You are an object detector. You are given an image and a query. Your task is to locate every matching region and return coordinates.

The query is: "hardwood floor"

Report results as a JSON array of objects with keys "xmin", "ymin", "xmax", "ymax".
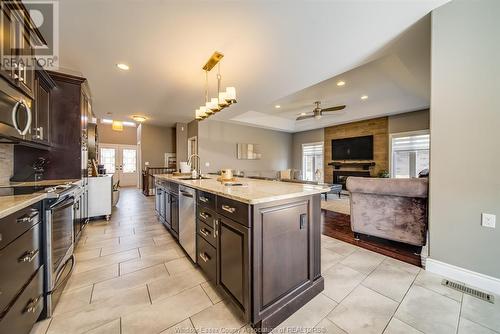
[{"xmin": 321, "ymin": 209, "xmax": 422, "ymax": 267}]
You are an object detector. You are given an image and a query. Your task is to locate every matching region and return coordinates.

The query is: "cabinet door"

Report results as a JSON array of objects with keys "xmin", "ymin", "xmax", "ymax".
[
  {"xmin": 217, "ymin": 216, "xmax": 250, "ymax": 311},
  {"xmin": 164, "ymin": 192, "xmax": 171, "ymax": 228},
  {"xmin": 170, "ymin": 194, "xmax": 179, "ymax": 234},
  {"xmin": 155, "ymin": 187, "xmax": 161, "ymax": 214},
  {"xmin": 16, "ymin": 28, "xmax": 34, "ymax": 97},
  {"xmin": 33, "ymin": 75, "xmax": 50, "ymax": 144},
  {"xmin": 0, "ymin": 6, "xmax": 15, "ymax": 82},
  {"xmin": 159, "ymin": 189, "xmax": 165, "ymax": 221}
]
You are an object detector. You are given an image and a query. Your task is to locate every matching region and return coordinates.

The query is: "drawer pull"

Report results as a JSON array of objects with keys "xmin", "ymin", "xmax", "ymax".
[
  {"xmin": 199, "ymin": 196, "xmax": 209, "ymax": 203},
  {"xmin": 221, "ymin": 205, "xmax": 236, "ymax": 213},
  {"xmin": 215, "ymin": 219, "xmax": 219, "ymax": 237},
  {"xmin": 19, "ymin": 249, "xmax": 39, "ymax": 263},
  {"xmin": 199, "ymin": 212, "xmax": 211, "ymax": 220},
  {"xmin": 199, "ymin": 228, "xmax": 210, "ymax": 237},
  {"xmin": 24, "ymin": 295, "xmax": 41, "ymax": 314},
  {"xmin": 16, "ymin": 210, "xmax": 39, "ymax": 224},
  {"xmin": 199, "ymin": 252, "xmax": 210, "ymax": 262}
]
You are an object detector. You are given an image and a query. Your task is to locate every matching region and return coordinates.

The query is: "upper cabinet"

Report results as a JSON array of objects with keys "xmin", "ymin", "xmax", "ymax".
[
  {"xmin": 31, "ymin": 69, "xmax": 55, "ymax": 145},
  {"xmin": 0, "ymin": 2, "xmax": 40, "ymax": 99}
]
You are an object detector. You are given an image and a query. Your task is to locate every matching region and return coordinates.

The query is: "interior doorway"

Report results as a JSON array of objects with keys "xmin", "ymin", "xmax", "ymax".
[{"xmin": 99, "ymin": 143, "xmax": 138, "ymax": 187}]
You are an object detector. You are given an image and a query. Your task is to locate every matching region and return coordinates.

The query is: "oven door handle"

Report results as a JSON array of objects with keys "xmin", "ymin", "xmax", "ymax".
[
  {"xmin": 49, "ymin": 255, "xmax": 75, "ymax": 295},
  {"xmin": 50, "ymin": 197, "xmax": 75, "ymax": 211}
]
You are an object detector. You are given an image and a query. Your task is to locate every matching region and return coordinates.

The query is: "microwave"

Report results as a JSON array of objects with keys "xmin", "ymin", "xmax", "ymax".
[{"xmin": 0, "ymin": 78, "xmax": 34, "ymax": 142}]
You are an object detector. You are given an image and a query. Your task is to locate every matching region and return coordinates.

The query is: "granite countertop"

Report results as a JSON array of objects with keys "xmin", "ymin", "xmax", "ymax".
[
  {"xmin": 154, "ymin": 174, "xmax": 329, "ymax": 204},
  {"xmin": 0, "ymin": 193, "xmax": 48, "ymax": 219},
  {"xmin": 0, "ymin": 179, "xmax": 81, "ymax": 188}
]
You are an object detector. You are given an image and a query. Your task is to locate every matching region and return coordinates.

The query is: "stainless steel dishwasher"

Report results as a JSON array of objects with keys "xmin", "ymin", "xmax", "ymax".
[{"xmin": 178, "ymin": 185, "xmax": 196, "ymax": 262}]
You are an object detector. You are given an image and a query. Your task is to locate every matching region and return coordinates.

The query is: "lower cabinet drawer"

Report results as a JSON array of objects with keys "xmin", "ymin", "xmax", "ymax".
[
  {"xmin": 197, "ymin": 236, "xmax": 216, "ymax": 282},
  {"xmin": 0, "ymin": 265, "xmax": 44, "ymax": 334},
  {"xmin": 0, "ymin": 203, "xmax": 41, "ymax": 250},
  {"xmin": 197, "ymin": 220, "xmax": 216, "ymax": 248},
  {"xmin": 0, "ymin": 223, "xmax": 41, "ymax": 312}
]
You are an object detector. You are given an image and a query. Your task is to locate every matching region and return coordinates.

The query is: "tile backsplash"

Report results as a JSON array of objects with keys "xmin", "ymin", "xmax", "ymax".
[{"xmin": 0, "ymin": 144, "xmax": 13, "ymax": 184}]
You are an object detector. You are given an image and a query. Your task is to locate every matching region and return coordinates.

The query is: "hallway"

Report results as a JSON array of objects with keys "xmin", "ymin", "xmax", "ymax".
[{"xmin": 30, "ymin": 188, "xmax": 499, "ymax": 334}]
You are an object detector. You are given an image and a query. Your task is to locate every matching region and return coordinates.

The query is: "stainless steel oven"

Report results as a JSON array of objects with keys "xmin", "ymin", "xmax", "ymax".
[{"xmin": 43, "ymin": 193, "xmax": 75, "ymax": 317}]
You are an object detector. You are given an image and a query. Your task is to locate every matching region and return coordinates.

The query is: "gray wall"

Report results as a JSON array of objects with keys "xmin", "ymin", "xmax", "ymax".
[
  {"xmin": 198, "ymin": 120, "xmax": 292, "ymax": 174},
  {"xmin": 0, "ymin": 144, "xmax": 13, "ymax": 184},
  {"xmin": 388, "ymin": 109, "xmax": 430, "ymax": 134},
  {"xmin": 98, "ymin": 124, "xmax": 137, "ymax": 145},
  {"xmin": 291, "ymin": 128, "xmax": 324, "ymax": 171},
  {"xmin": 139, "ymin": 124, "xmax": 176, "ymax": 168},
  {"xmin": 175, "ymin": 123, "xmax": 188, "ymax": 169},
  {"xmin": 430, "ymin": 0, "xmax": 500, "ymax": 278}
]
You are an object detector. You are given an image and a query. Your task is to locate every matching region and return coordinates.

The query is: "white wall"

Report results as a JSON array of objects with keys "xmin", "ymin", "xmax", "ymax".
[
  {"xmin": 198, "ymin": 120, "xmax": 292, "ymax": 175},
  {"xmin": 430, "ymin": 0, "xmax": 500, "ymax": 279}
]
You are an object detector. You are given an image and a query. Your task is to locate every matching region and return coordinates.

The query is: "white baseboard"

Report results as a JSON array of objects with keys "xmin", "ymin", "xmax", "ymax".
[{"xmin": 426, "ymin": 258, "xmax": 500, "ymax": 296}]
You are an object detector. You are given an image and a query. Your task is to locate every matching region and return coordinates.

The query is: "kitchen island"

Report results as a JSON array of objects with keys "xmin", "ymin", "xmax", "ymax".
[{"xmin": 154, "ymin": 174, "xmax": 328, "ymax": 331}]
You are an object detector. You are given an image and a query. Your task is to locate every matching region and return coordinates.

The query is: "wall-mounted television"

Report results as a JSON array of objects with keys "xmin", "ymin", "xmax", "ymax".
[{"xmin": 332, "ymin": 135, "xmax": 373, "ymax": 160}]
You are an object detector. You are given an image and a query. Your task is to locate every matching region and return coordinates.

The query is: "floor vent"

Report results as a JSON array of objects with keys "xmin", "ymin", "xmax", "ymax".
[{"xmin": 442, "ymin": 279, "xmax": 495, "ymax": 304}]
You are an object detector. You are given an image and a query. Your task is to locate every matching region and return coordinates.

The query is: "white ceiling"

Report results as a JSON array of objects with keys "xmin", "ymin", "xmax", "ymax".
[{"xmin": 57, "ymin": 0, "xmax": 448, "ymax": 131}]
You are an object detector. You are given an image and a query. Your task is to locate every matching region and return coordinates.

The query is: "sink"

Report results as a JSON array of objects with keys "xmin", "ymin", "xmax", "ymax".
[{"xmin": 178, "ymin": 176, "xmax": 210, "ymax": 180}]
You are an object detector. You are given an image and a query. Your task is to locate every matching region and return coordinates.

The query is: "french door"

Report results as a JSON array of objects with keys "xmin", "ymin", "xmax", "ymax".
[{"xmin": 99, "ymin": 144, "xmax": 138, "ymax": 187}]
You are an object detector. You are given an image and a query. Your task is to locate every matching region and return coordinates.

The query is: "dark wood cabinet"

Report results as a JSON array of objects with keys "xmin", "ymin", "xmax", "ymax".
[
  {"xmin": 170, "ymin": 193, "xmax": 179, "ymax": 236},
  {"xmin": 0, "ymin": 201, "xmax": 43, "ymax": 334},
  {"xmin": 217, "ymin": 215, "xmax": 250, "ymax": 314},
  {"xmin": 0, "ymin": 2, "xmax": 41, "ymax": 99},
  {"xmin": 154, "ymin": 177, "xmax": 324, "ymax": 332},
  {"xmin": 31, "ymin": 69, "xmax": 55, "ymax": 145}
]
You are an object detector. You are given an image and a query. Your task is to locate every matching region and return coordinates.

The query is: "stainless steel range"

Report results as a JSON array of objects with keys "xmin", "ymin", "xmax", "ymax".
[{"xmin": 42, "ymin": 184, "xmax": 80, "ymax": 317}]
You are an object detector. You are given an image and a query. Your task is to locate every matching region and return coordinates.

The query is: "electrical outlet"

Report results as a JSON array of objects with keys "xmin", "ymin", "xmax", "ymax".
[
  {"xmin": 481, "ymin": 213, "xmax": 496, "ymax": 228},
  {"xmin": 205, "ymin": 162, "xmax": 210, "ymax": 167}
]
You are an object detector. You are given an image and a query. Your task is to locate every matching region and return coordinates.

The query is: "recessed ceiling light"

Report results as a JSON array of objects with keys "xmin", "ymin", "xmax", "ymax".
[
  {"xmin": 361, "ymin": 95, "xmax": 368, "ymax": 100},
  {"xmin": 116, "ymin": 63, "xmax": 130, "ymax": 71},
  {"xmin": 336, "ymin": 81, "xmax": 346, "ymax": 86},
  {"xmin": 275, "ymin": 105, "xmax": 281, "ymax": 109},
  {"xmin": 132, "ymin": 115, "xmax": 147, "ymax": 122}
]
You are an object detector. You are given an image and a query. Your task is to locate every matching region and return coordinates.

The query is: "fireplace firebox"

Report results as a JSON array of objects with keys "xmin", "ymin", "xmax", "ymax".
[{"xmin": 334, "ymin": 170, "xmax": 370, "ymax": 189}]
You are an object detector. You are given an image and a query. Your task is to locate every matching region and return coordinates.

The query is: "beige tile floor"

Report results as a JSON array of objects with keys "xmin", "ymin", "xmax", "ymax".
[{"xmin": 30, "ymin": 188, "xmax": 499, "ymax": 334}]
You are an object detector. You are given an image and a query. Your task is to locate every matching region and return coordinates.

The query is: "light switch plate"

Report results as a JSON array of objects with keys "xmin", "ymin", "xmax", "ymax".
[{"xmin": 481, "ymin": 213, "xmax": 496, "ymax": 228}]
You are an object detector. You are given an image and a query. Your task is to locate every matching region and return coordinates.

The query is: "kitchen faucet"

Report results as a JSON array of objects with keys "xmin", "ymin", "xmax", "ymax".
[{"xmin": 187, "ymin": 154, "xmax": 201, "ymax": 178}]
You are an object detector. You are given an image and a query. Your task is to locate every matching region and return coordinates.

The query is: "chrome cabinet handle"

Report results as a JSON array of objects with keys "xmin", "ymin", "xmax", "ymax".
[
  {"xmin": 221, "ymin": 205, "xmax": 235, "ymax": 213},
  {"xmin": 199, "ymin": 252, "xmax": 210, "ymax": 262},
  {"xmin": 199, "ymin": 212, "xmax": 211, "ymax": 220},
  {"xmin": 199, "ymin": 196, "xmax": 209, "ymax": 203},
  {"xmin": 180, "ymin": 191, "xmax": 193, "ymax": 198},
  {"xmin": 199, "ymin": 228, "xmax": 210, "ymax": 237},
  {"xmin": 19, "ymin": 249, "xmax": 39, "ymax": 263},
  {"xmin": 16, "ymin": 210, "xmax": 38, "ymax": 224},
  {"xmin": 215, "ymin": 219, "xmax": 219, "ymax": 237},
  {"xmin": 24, "ymin": 295, "xmax": 42, "ymax": 314}
]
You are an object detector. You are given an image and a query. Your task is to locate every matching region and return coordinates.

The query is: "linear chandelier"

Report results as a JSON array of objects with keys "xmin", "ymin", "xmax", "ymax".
[{"xmin": 195, "ymin": 51, "xmax": 236, "ymax": 120}]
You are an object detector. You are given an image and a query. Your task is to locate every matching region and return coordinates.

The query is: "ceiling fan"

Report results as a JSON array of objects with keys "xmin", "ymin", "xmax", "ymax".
[{"xmin": 296, "ymin": 101, "xmax": 346, "ymax": 121}]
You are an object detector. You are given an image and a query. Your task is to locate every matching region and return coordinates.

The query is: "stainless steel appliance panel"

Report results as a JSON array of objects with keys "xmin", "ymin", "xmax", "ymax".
[{"xmin": 178, "ymin": 185, "xmax": 196, "ymax": 262}]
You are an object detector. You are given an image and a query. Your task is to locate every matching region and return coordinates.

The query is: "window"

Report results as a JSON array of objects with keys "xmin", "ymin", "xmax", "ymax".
[
  {"xmin": 100, "ymin": 148, "xmax": 116, "ymax": 174},
  {"xmin": 391, "ymin": 132, "xmax": 430, "ymax": 178},
  {"xmin": 122, "ymin": 149, "xmax": 137, "ymax": 173},
  {"xmin": 302, "ymin": 142, "xmax": 324, "ymax": 182}
]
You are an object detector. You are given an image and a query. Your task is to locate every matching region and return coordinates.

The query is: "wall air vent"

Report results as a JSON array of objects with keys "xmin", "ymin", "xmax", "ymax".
[{"xmin": 442, "ymin": 279, "xmax": 495, "ymax": 304}]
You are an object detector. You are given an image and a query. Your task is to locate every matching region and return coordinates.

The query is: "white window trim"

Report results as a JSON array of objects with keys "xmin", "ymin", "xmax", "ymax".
[
  {"xmin": 302, "ymin": 141, "xmax": 324, "ymax": 182},
  {"xmin": 389, "ymin": 130, "xmax": 430, "ymax": 178}
]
